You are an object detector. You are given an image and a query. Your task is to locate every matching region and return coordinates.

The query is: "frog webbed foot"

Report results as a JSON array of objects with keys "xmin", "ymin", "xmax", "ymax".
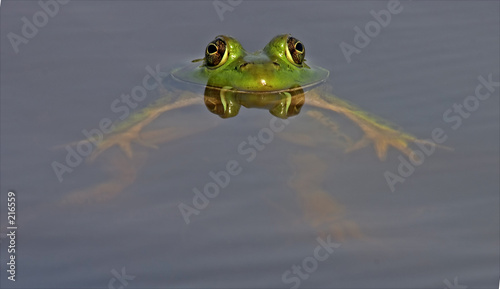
[
  {"xmin": 346, "ymin": 123, "xmax": 415, "ymax": 161},
  {"xmin": 86, "ymin": 95, "xmax": 203, "ymax": 162},
  {"xmin": 344, "ymin": 116, "xmax": 447, "ymax": 161},
  {"xmin": 307, "ymin": 92, "xmax": 439, "ymax": 160}
]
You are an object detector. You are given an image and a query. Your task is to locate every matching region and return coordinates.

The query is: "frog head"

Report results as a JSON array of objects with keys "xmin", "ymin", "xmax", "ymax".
[
  {"xmin": 172, "ymin": 34, "xmax": 328, "ymax": 92},
  {"xmin": 172, "ymin": 34, "xmax": 329, "ymax": 118}
]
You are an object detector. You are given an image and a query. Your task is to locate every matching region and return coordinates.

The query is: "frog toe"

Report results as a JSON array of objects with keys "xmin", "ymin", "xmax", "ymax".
[
  {"xmin": 136, "ymin": 138, "xmax": 159, "ymax": 149},
  {"xmin": 86, "ymin": 134, "xmax": 135, "ymax": 162},
  {"xmin": 345, "ymin": 137, "xmax": 370, "ymax": 153}
]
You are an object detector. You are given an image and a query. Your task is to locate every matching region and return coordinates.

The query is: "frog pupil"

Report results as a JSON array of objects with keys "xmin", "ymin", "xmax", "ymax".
[
  {"xmin": 207, "ymin": 43, "xmax": 217, "ymax": 54},
  {"xmin": 295, "ymin": 42, "xmax": 303, "ymax": 53}
]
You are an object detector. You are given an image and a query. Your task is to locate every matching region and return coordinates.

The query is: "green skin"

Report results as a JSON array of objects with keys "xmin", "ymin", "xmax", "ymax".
[{"xmin": 87, "ymin": 34, "xmax": 438, "ymax": 161}]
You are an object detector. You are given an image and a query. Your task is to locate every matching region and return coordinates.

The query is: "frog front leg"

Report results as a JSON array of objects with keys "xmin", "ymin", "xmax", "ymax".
[
  {"xmin": 306, "ymin": 88, "xmax": 446, "ymax": 160},
  {"xmin": 88, "ymin": 90, "xmax": 204, "ymax": 161}
]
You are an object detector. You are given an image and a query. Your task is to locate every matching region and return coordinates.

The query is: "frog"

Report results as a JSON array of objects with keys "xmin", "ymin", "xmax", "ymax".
[
  {"xmin": 63, "ymin": 34, "xmax": 440, "ymax": 239},
  {"xmin": 89, "ymin": 34, "xmax": 426, "ymax": 161}
]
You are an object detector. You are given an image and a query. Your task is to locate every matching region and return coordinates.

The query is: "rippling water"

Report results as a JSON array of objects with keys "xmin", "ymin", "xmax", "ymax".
[{"xmin": 1, "ymin": 1, "xmax": 499, "ymax": 288}]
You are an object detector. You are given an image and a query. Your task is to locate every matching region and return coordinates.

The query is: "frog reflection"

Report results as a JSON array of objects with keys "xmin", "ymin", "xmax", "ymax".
[
  {"xmin": 203, "ymin": 85, "xmax": 305, "ymax": 119},
  {"xmin": 63, "ymin": 34, "xmax": 439, "ymax": 239}
]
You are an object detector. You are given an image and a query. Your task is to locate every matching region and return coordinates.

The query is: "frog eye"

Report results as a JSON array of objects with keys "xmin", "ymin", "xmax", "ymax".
[
  {"xmin": 285, "ymin": 36, "xmax": 305, "ymax": 66},
  {"xmin": 205, "ymin": 38, "xmax": 228, "ymax": 68}
]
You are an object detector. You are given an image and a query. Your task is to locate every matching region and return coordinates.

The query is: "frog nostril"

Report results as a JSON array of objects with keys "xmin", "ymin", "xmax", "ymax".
[
  {"xmin": 272, "ymin": 62, "xmax": 280, "ymax": 69},
  {"xmin": 240, "ymin": 62, "xmax": 250, "ymax": 69}
]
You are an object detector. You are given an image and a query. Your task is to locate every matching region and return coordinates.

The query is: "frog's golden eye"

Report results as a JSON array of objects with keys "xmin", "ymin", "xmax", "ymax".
[
  {"xmin": 285, "ymin": 36, "xmax": 305, "ymax": 66},
  {"xmin": 205, "ymin": 38, "xmax": 228, "ymax": 68}
]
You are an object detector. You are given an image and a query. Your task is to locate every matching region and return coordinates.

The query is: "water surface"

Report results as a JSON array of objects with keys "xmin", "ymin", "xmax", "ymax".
[{"xmin": 1, "ymin": 1, "xmax": 499, "ymax": 288}]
